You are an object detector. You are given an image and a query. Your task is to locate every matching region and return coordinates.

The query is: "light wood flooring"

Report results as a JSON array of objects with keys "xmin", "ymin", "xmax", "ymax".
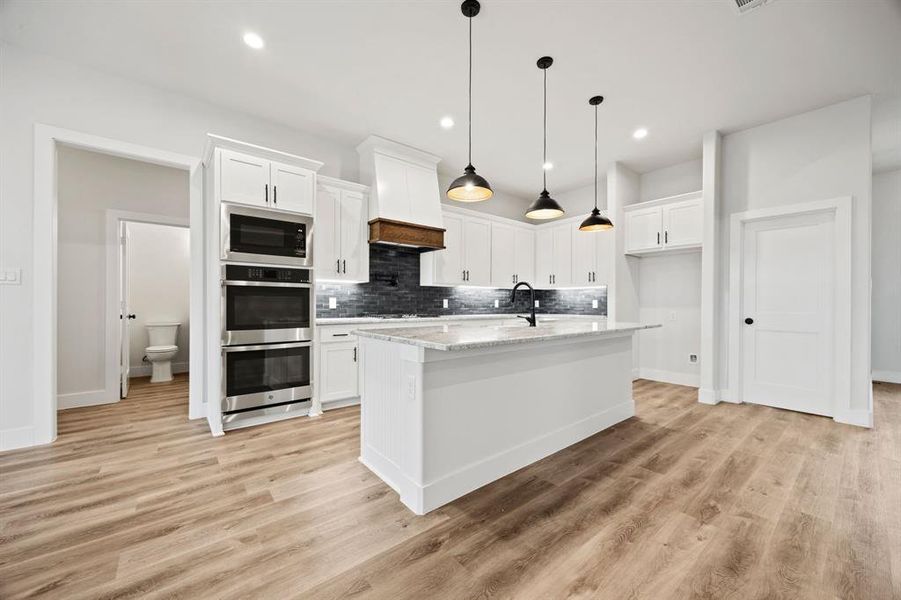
[{"xmin": 1, "ymin": 375, "xmax": 899, "ymax": 599}]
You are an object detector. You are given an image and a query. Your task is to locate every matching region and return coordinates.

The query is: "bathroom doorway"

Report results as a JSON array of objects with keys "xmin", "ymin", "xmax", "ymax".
[{"xmin": 117, "ymin": 220, "xmax": 190, "ymax": 398}]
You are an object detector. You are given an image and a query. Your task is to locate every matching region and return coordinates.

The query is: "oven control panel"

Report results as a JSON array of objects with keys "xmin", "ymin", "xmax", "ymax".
[{"xmin": 224, "ymin": 264, "xmax": 311, "ymax": 284}]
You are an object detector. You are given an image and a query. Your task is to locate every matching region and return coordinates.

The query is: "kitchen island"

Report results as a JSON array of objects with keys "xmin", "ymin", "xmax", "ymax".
[{"xmin": 353, "ymin": 319, "xmax": 660, "ymax": 515}]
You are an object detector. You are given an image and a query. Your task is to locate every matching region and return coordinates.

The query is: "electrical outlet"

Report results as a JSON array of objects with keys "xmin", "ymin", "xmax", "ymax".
[
  {"xmin": 494, "ymin": 299, "xmax": 499, "ymax": 308},
  {"xmin": 592, "ymin": 299, "xmax": 598, "ymax": 309},
  {"xmin": 534, "ymin": 300, "xmax": 540, "ymax": 308},
  {"xmin": 328, "ymin": 297, "xmax": 337, "ymax": 309},
  {"xmin": 442, "ymin": 299, "xmax": 449, "ymax": 309},
  {"xmin": 689, "ymin": 353, "xmax": 698, "ymax": 364}
]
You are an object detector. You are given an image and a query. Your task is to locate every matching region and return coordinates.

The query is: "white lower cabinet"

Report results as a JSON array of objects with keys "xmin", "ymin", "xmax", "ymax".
[{"xmin": 319, "ymin": 340, "xmax": 359, "ymax": 404}]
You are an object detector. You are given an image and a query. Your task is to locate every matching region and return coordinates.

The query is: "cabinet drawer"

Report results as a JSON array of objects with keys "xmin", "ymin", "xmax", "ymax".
[{"xmin": 319, "ymin": 325, "xmax": 359, "ymax": 341}]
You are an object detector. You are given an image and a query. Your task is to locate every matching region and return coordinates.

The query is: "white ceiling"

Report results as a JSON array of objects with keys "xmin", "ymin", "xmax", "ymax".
[{"xmin": 3, "ymin": 0, "xmax": 900, "ymax": 196}]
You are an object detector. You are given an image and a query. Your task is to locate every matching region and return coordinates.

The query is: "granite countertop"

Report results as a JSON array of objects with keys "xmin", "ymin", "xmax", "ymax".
[
  {"xmin": 316, "ymin": 313, "xmax": 607, "ymax": 326},
  {"xmin": 352, "ymin": 321, "xmax": 660, "ymax": 352}
]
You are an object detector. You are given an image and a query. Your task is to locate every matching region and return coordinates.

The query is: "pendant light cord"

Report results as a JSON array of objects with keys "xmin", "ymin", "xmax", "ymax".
[
  {"xmin": 594, "ymin": 103, "xmax": 598, "ymax": 211},
  {"xmin": 542, "ymin": 67, "xmax": 547, "ymax": 191},
  {"xmin": 468, "ymin": 15, "xmax": 472, "ymax": 166}
]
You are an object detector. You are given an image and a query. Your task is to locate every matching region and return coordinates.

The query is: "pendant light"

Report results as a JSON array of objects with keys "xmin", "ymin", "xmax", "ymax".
[
  {"xmin": 525, "ymin": 56, "xmax": 565, "ymax": 220},
  {"xmin": 447, "ymin": 0, "xmax": 493, "ymax": 202},
  {"xmin": 579, "ymin": 95, "xmax": 614, "ymax": 232}
]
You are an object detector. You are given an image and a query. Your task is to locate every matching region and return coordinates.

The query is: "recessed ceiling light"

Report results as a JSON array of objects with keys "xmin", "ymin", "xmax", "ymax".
[
  {"xmin": 440, "ymin": 116, "xmax": 455, "ymax": 129},
  {"xmin": 542, "ymin": 161, "xmax": 554, "ymax": 170},
  {"xmin": 243, "ymin": 32, "xmax": 264, "ymax": 49},
  {"xmin": 632, "ymin": 127, "xmax": 648, "ymax": 140}
]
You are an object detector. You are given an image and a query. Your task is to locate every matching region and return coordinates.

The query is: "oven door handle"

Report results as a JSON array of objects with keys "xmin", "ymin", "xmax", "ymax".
[
  {"xmin": 222, "ymin": 341, "xmax": 313, "ymax": 353},
  {"xmin": 221, "ymin": 280, "xmax": 312, "ymax": 288}
]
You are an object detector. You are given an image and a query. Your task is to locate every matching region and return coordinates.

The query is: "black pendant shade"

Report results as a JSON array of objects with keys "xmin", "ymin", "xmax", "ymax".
[
  {"xmin": 526, "ymin": 189, "xmax": 566, "ymax": 220},
  {"xmin": 526, "ymin": 56, "xmax": 564, "ymax": 220},
  {"xmin": 447, "ymin": 0, "xmax": 493, "ymax": 203},
  {"xmin": 579, "ymin": 95, "xmax": 614, "ymax": 232}
]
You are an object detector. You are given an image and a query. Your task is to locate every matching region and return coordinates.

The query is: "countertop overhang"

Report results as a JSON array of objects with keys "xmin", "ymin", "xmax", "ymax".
[{"xmin": 352, "ymin": 321, "xmax": 660, "ymax": 352}]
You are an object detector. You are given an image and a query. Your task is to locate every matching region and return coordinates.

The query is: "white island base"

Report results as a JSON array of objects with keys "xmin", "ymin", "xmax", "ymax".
[{"xmin": 356, "ymin": 323, "xmax": 650, "ymax": 515}]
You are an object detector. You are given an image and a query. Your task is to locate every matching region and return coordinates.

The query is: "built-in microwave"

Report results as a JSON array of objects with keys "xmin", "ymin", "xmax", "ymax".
[
  {"xmin": 221, "ymin": 264, "xmax": 313, "ymax": 346},
  {"xmin": 221, "ymin": 203, "xmax": 312, "ymax": 267}
]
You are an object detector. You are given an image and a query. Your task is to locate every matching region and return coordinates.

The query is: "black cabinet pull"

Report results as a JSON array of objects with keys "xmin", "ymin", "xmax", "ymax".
[
  {"xmin": 337, "ymin": 259, "xmax": 340, "ymax": 274},
  {"xmin": 273, "ymin": 185, "xmax": 277, "ymax": 205},
  {"xmin": 342, "ymin": 259, "xmax": 346, "ymax": 274},
  {"xmin": 265, "ymin": 183, "xmax": 269, "ymax": 203},
  {"xmin": 665, "ymin": 230, "xmax": 668, "ymax": 244},
  {"xmin": 353, "ymin": 347, "xmax": 357, "ymax": 362},
  {"xmin": 657, "ymin": 231, "xmax": 660, "ymax": 245},
  {"xmin": 332, "ymin": 333, "xmax": 349, "ymax": 337}
]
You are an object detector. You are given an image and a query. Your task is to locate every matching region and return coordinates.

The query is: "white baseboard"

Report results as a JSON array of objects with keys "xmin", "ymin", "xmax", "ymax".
[
  {"xmin": 362, "ymin": 400, "xmax": 635, "ymax": 515},
  {"xmin": 873, "ymin": 370, "xmax": 901, "ymax": 384},
  {"xmin": 631, "ymin": 367, "xmax": 640, "ymax": 381},
  {"xmin": 322, "ymin": 396, "xmax": 360, "ymax": 411},
  {"xmin": 698, "ymin": 388, "xmax": 720, "ymax": 405},
  {"xmin": 58, "ymin": 389, "xmax": 117, "ymax": 410},
  {"xmin": 833, "ymin": 409, "xmax": 873, "ymax": 429},
  {"xmin": 638, "ymin": 368, "xmax": 700, "ymax": 388},
  {"xmin": 129, "ymin": 361, "xmax": 189, "ymax": 378},
  {"xmin": 0, "ymin": 426, "xmax": 36, "ymax": 451}
]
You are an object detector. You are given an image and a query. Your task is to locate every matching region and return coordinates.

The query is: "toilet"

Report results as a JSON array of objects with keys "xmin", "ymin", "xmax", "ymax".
[{"xmin": 145, "ymin": 322, "xmax": 180, "ymax": 383}]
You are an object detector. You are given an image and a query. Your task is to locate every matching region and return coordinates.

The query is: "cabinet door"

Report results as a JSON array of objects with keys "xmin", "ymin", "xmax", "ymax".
[
  {"xmin": 514, "ymin": 228, "xmax": 535, "ymax": 286},
  {"xmin": 663, "ymin": 198, "xmax": 702, "ymax": 248},
  {"xmin": 571, "ymin": 230, "xmax": 597, "ymax": 287},
  {"xmin": 315, "ymin": 185, "xmax": 342, "ymax": 279},
  {"xmin": 593, "ymin": 228, "xmax": 615, "ymax": 287},
  {"xmin": 320, "ymin": 341, "xmax": 359, "ymax": 402},
  {"xmin": 271, "ymin": 161, "xmax": 314, "ymax": 214},
  {"xmin": 219, "ymin": 149, "xmax": 270, "ymax": 207},
  {"xmin": 339, "ymin": 190, "xmax": 367, "ymax": 282},
  {"xmin": 463, "ymin": 217, "xmax": 492, "ymax": 286},
  {"xmin": 435, "ymin": 212, "xmax": 465, "ymax": 285},
  {"xmin": 552, "ymin": 225, "xmax": 573, "ymax": 287},
  {"xmin": 490, "ymin": 223, "xmax": 517, "ymax": 288},
  {"xmin": 535, "ymin": 229, "xmax": 554, "ymax": 288},
  {"xmin": 625, "ymin": 206, "xmax": 663, "ymax": 253}
]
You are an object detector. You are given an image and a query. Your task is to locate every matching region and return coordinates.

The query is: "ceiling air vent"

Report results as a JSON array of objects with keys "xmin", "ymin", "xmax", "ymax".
[{"xmin": 730, "ymin": 0, "xmax": 772, "ymax": 15}]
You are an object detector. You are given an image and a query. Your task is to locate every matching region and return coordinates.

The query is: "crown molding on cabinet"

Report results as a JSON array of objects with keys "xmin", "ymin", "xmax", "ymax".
[{"xmin": 202, "ymin": 134, "xmax": 324, "ymax": 172}]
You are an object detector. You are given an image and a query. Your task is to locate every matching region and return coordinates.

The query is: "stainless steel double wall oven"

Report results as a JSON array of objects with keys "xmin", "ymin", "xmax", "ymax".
[{"xmin": 220, "ymin": 204, "xmax": 314, "ymax": 428}]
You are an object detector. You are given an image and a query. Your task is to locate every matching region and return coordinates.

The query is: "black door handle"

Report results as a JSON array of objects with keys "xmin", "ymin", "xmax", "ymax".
[
  {"xmin": 745, "ymin": 317, "xmax": 754, "ymax": 325},
  {"xmin": 121, "ymin": 314, "xmax": 136, "ymax": 320}
]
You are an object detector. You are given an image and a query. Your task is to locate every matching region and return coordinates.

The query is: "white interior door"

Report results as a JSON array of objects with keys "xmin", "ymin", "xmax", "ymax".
[
  {"xmin": 119, "ymin": 222, "xmax": 131, "ymax": 398},
  {"xmin": 740, "ymin": 211, "xmax": 835, "ymax": 416}
]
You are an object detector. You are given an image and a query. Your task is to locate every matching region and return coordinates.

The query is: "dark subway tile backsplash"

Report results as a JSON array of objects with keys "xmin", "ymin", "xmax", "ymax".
[{"xmin": 315, "ymin": 244, "xmax": 607, "ymax": 318}]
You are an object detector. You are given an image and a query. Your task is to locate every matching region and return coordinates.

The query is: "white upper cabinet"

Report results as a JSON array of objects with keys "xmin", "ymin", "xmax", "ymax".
[
  {"xmin": 315, "ymin": 177, "xmax": 370, "ymax": 282},
  {"xmin": 464, "ymin": 217, "xmax": 492, "ymax": 286},
  {"xmin": 662, "ymin": 198, "xmax": 703, "ymax": 248},
  {"xmin": 271, "ymin": 160, "xmax": 315, "ymax": 214},
  {"xmin": 422, "ymin": 210, "xmax": 493, "ymax": 286},
  {"xmin": 514, "ymin": 228, "xmax": 535, "ymax": 286},
  {"xmin": 571, "ymin": 230, "xmax": 597, "ymax": 287},
  {"xmin": 624, "ymin": 192, "xmax": 702, "ymax": 256},
  {"xmin": 535, "ymin": 228, "xmax": 554, "ymax": 288},
  {"xmin": 535, "ymin": 223, "xmax": 574, "ymax": 288},
  {"xmin": 490, "ymin": 222, "xmax": 517, "ymax": 287},
  {"xmin": 219, "ymin": 149, "xmax": 270, "ymax": 208},
  {"xmin": 593, "ymin": 229, "xmax": 614, "ymax": 286},
  {"xmin": 215, "ymin": 144, "xmax": 320, "ymax": 215},
  {"xmin": 490, "ymin": 223, "xmax": 535, "ymax": 288},
  {"xmin": 625, "ymin": 205, "xmax": 664, "ymax": 253},
  {"xmin": 552, "ymin": 226, "xmax": 573, "ymax": 288}
]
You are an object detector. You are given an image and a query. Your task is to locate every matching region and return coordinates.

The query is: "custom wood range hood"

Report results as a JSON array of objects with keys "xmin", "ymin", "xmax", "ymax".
[
  {"xmin": 357, "ymin": 135, "xmax": 446, "ymax": 252},
  {"xmin": 367, "ymin": 217, "xmax": 445, "ymax": 251}
]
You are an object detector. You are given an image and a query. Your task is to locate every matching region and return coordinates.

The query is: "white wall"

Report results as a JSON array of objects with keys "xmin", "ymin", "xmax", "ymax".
[
  {"xmin": 719, "ymin": 96, "xmax": 873, "ymax": 417},
  {"xmin": 639, "ymin": 158, "xmax": 702, "ymax": 202},
  {"xmin": 127, "ymin": 222, "xmax": 190, "ymax": 376},
  {"xmin": 56, "ymin": 147, "xmax": 188, "ymax": 404},
  {"xmin": 872, "ymin": 168, "xmax": 901, "ymax": 382},
  {"xmin": 0, "ymin": 44, "xmax": 360, "ymax": 448}
]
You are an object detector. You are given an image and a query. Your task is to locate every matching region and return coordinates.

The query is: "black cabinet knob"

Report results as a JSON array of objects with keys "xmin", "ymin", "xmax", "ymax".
[{"xmin": 744, "ymin": 317, "xmax": 754, "ymax": 325}]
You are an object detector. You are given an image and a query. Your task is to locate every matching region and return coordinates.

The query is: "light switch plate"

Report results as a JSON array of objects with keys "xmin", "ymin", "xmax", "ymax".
[
  {"xmin": 592, "ymin": 299, "xmax": 598, "ymax": 309},
  {"xmin": 443, "ymin": 299, "xmax": 449, "ymax": 309},
  {"xmin": 328, "ymin": 297, "xmax": 337, "ymax": 309},
  {"xmin": 534, "ymin": 300, "xmax": 540, "ymax": 308},
  {"xmin": 0, "ymin": 269, "xmax": 21, "ymax": 285},
  {"xmin": 494, "ymin": 299, "xmax": 499, "ymax": 308}
]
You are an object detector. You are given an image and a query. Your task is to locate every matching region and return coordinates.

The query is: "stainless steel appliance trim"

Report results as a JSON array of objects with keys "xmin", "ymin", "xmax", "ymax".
[
  {"xmin": 221, "ymin": 280, "xmax": 312, "ymax": 289},
  {"xmin": 221, "ymin": 202, "xmax": 313, "ymax": 267},
  {"xmin": 221, "ymin": 400, "xmax": 312, "ymax": 431},
  {"xmin": 222, "ymin": 328, "xmax": 313, "ymax": 346},
  {"xmin": 222, "ymin": 341, "xmax": 312, "ymax": 353},
  {"xmin": 222, "ymin": 384, "xmax": 313, "ymax": 412}
]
